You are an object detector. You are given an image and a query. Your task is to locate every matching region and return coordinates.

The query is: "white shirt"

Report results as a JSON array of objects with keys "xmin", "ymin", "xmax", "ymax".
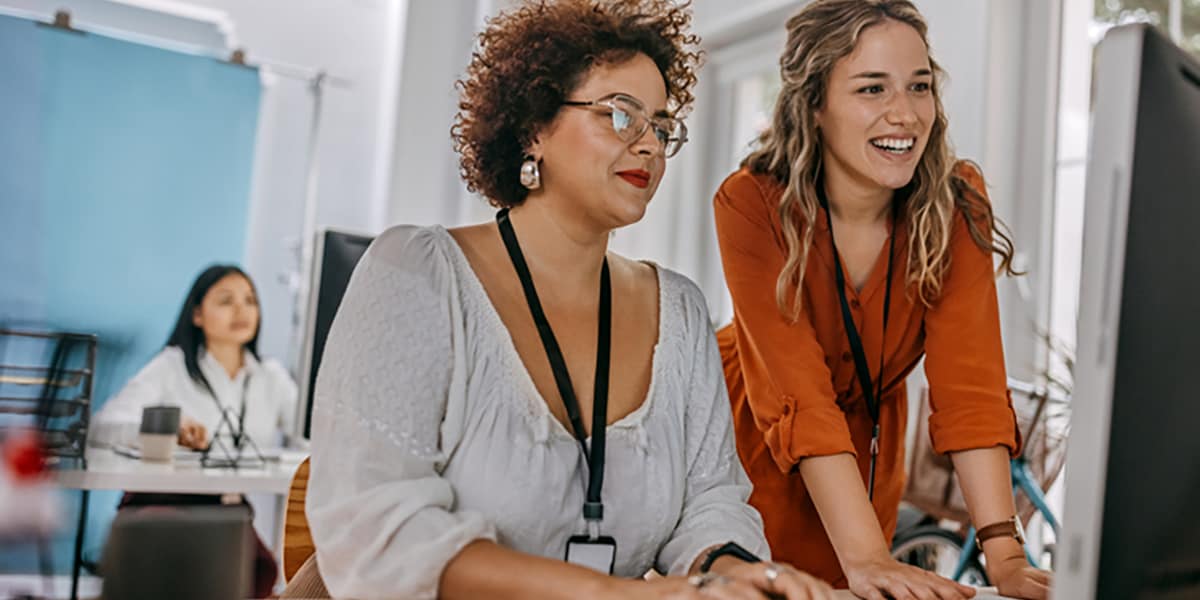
[
  {"xmin": 307, "ymin": 225, "xmax": 769, "ymax": 600},
  {"xmin": 93, "ymin": 346, "xmax": 298, "ymax": 450}
]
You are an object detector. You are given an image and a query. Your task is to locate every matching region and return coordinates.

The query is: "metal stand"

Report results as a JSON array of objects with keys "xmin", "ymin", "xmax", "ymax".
[{"xmin": 70, "ymin": 489, "xmax": 89, "ymax": 600}]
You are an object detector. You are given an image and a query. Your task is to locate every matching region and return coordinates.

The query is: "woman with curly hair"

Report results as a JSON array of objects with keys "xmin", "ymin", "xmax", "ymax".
[
  {"xmin": 714, "ymin": 1, "xmax": 1052, "ymax": 599},
  {"xmin": 303, "ymin": 1, "xmax": 832, "ymax": 599}
]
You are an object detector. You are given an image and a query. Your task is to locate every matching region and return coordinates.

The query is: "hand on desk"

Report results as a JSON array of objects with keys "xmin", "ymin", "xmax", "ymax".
[
  {"xmin": 177, "ymin": 416, "xmax": 208, "ymax": 449},
  {"xmin": 609, "ymin": 570, "xmax": 833, "ymax": 600},
  {"xmin": 987, "ymin": 556, "xmax": 1051, "ymax": 600},
  {"xmin": 707, "ymin": 556, "xmax": 835, "ymax": 599},
  {"xmin": 844, "ymin": 553, "xmax": 977, "ymax": 600}
]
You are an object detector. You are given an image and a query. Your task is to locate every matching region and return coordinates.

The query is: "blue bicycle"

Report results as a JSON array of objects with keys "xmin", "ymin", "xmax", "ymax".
[{"xmin": 891, "ymin": 379, "xmax": 1068, "ymax": 584}]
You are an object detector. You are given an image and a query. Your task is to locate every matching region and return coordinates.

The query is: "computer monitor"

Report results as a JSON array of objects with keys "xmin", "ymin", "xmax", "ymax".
[
  {"xmin": 294, "ymin": 228, "xmax": 374, "ymax": 440},
  {"xmin": 1058, "ymin": 24, "xmax": 1200, "ymax": 599}
]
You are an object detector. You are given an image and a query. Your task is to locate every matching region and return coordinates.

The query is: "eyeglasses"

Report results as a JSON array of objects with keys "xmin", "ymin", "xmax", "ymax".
[{"xmin": 561, "ymin": 93, "xmax": 688, "ymax": 158}]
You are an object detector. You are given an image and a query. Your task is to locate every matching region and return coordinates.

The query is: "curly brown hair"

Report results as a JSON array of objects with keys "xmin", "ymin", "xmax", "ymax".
[{"xmin": 452, "ymin": 0, "xmax": 701, "ymax": 208}]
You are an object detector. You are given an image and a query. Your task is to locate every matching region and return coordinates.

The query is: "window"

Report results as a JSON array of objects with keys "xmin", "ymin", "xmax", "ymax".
[
  {"xmin": 1092, "ymin": 0, "xmax": 1200, "ymax": 55},
  {"xmin": 727, "ymin": 71, "xmax": 781, "ymax": 171}
]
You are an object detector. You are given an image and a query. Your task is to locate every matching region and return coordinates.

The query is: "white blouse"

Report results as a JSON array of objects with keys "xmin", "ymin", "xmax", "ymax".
[
  {"xmin": 93, "ymin": 346, "xmax": 297, "ymax": 450},
  {"xmin": 307, "ymin": 225, "xmax": 769, "ymax": 599}
]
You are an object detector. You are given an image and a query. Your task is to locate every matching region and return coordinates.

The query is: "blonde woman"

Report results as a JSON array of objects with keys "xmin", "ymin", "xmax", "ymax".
[{"xmin": 714, "ymin": 1, "xmax": 1052, "ymax": 599}]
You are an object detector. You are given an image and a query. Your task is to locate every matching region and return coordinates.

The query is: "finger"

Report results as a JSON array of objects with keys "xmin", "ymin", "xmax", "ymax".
[
  {"xmin": 184, "ymin": 425, "xmax": 201, "ymax": 447},
  {"xmin": 912, "ymin": 571, "xmax": 969, "ymax": 600},
  {"xmin": 905, "ymin": 574, "xmax": 946, "ymax": 600},
  {"xmin": 812, "ymin": 580, "xmax": 838, "ymax": 600},
  {"xmin": 878, "ymin": 578, "xmax": 916, "ymax": 600},
  {"xmin": 774, "ymin": 572, "xmax": 828, "ymax": 600},
  {"xmin": 927, "ymin": 580, "xmax": 967, "ymax": 600},
  {"xmin": 928, "ymin": 574, "xmax": 973, "ymax": 600},
  {"xmin": 956, "ymin": 583, "xmax": 976, "ymax": 597},
  {"xmin": 763, "ymin": 571, "xmax": 804, "ymax": 600},
  {"xmin": 860, "ymin": 588, "xmax": 887, "ymax": 600},
  {"xmin": 726, "ymin": 580, "xmax": 769, "ymax": 600},
  {"xmin": 1031, "ymin": 569, "xmax": 1053, "ymax": 586},
  {"xmin": 699, "ymin": 579, "xmax": 762, "ymax": 600},
  {"xmin": 899, "ymin": 577, "xmax": 936, "ymax": 600},
  {"xmin": 777, "ymin": 571, "xmax": 825, "ymax": 600},
  {"xmin": 1021, "ymin": 579, "xmax": 1052, "ymax": 600}
]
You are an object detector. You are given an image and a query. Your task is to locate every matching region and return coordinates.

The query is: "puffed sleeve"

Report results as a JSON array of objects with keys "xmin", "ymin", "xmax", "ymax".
[
  {"xmin": 306, "ymin": 226, "xmax": 497, "ymax": 600},
  {"xmin": 91, "ymin": 348, "xmax": 177, "ymax": 446},
  {"xmin": 655, "ymin": 275, "xmax": 771, "ymax": 574},
  {"xmin": 923, "ymin": 162, "xmax": 1021, "ymax": 456},
  {"xmin": 714, "ymin": 170, "xmax": 856, "ymax": 474}
]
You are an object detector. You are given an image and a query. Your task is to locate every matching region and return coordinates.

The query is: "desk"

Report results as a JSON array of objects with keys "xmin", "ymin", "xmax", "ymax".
[
  {"xmin": 56, "ymin": 447, "xmax": 305, "ymax": 494},
  {"xmin": 54, "ymin": 450, "xmax": 1017, "ymax": 600},
  {"xmin": 54, "ymin": 447, "xmax": 308, "ymax": 600}
]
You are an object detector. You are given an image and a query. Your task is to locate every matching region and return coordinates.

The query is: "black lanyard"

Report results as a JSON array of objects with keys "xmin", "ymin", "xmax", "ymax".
[
  {"xmin": 207, "ymin": 374, "xmax": 251, "ymax": 449},
  {"xmin": 497, "ymin": 208, "xmax": 611, "ymax": 538},
  {"xmin": 819, "ymin": 190, "xmax": 897, "ymax": 502}
]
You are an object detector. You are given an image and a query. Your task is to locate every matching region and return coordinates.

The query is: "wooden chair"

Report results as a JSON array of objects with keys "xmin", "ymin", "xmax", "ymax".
[
  {"xmin": 283, "ymin": 457, "xmax": 316, "ymax": 579},
  {"xmin": 280, "ymin": 457, "xmax": 329, "ymax": 598}
]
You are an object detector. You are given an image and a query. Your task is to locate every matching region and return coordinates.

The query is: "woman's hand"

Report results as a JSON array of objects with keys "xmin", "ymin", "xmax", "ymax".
[
  {"xmin": 177, "ymin": 417, "xmax": 208, "ymax": 449},
  {"xmin": 844, "ymin": 553, "xmax": 976, "ymax": 600},
  {"xmin": 607, "ymin": 575, "xmax": 765, "ymax": 600},
  {"xmin": 988, "ymin": 556, "xmax": 1051, "ymax": 599},
  {"xmin": 710, "ymin": 558, "xmax": 837, "ymax": 600}
]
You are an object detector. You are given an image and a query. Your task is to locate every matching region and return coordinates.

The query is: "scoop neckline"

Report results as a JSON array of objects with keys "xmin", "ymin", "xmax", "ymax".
[{"xmin": 431, "ymin": 224, "xmax": 664, "ymax": 441}]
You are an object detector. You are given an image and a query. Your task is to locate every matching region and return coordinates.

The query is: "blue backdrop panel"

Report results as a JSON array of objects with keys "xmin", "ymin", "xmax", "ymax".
[{"xmin": 0, "ymin": 13, "xmax": 261, "ymax": 573}]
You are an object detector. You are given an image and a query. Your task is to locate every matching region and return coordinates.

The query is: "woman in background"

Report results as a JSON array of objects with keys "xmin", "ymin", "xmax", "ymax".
[
  {"xmin": 94, "ymin": 264, "xmax": 296, "ymax": 598},
  {"xmin": 714, "ymin": 1, "xmax": 1052, "ymax": 598},
  {"xmin": 95, "ymin": 264, "xmax": 297, "ymax": 451}
]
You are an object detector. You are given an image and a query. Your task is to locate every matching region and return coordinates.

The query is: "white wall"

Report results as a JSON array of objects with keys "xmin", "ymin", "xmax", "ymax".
[
  {"xmin": 384, "ymin": 0, "xmax": 492, "ymax": 227},
  {"xmin": 162, "ymin": 0, "xmax": 406, "ymax": 364}
]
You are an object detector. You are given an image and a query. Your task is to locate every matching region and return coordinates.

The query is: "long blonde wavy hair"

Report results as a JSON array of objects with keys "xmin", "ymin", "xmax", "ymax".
[{"xmin": 744, "ymin": 0, "xmax": 1018, "ymax": 321}]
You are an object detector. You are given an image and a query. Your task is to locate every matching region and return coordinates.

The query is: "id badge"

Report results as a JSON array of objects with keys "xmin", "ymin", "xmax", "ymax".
[{"xmin": 565, "ymin": 534, "xmax": 617, "ymax": 574}]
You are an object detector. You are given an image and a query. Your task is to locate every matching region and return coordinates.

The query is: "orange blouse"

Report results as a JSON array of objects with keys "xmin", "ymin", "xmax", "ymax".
[{"xmin": 714, "ymin": 161, "xmax": 1021, "ymax": 587}]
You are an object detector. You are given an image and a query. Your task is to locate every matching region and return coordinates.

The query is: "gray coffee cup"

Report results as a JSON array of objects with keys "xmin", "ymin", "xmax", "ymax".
[{"xmin": 139, "ymin": 406, "xmax": 180, "ymax": 462}]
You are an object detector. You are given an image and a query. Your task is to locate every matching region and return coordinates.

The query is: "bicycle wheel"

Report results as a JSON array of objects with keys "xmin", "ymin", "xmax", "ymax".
[{"xmin": 891, "ymin": 525, "xmax": 990, "ymax": 586}]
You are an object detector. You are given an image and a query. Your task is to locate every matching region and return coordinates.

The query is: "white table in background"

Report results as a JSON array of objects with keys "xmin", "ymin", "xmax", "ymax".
[
  {"xmin": 53, "ymin": 447, "xmax": 307, "ymax": 600},
  {"xmin": 55, "ymin": 447, "xmax": 305, "ymax": 494}
]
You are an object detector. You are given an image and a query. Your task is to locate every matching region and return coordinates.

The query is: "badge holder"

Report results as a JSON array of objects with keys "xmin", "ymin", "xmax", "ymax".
[{"xmin": 565, "ymin": 512, "xmax": 616, "ymax": 575}]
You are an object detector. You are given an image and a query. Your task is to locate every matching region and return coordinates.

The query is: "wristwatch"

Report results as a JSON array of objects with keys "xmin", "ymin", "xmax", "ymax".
[
  {"xmin": 699, "ymin": 541, "xmax": 762, "ymax": 573},
  {"xmin": 975, "ymin": 516, "xmax": 1026, "ymax": 551}
]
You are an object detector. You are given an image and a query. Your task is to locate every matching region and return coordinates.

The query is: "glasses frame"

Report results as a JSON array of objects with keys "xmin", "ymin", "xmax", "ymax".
[{"xmin": 561, "ymin": 93, "xmax": 688, "ymax": 158}]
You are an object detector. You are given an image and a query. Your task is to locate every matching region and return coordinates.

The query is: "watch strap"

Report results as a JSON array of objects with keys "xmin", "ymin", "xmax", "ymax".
[
  {"xmin": 975, "ymin": 517, "xmax": 1024, "ymax": 550},
  {"xmin": 699, "ymin": 541, "xmax": 762, "ymax": 573}
]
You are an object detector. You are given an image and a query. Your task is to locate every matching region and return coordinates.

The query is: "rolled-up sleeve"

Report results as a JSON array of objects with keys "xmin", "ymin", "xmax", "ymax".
[
  {"xmin": 306, "ymin": 226, "xmax": 496, "ymax": 600},
  {"xmin": 656, "ymin": 282, "xmax": 770, "ymax": 574},
  {"xmin": 714, "ymin": 172, "xmax": 855, "ymax": 474},
  {"xmin": 923, "ymin": 164, "xmax": 1022, "ymax": 457}
]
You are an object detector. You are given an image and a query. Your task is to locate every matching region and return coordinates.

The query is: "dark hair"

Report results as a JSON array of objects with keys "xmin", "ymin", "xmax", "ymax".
[
  {"xmin": 165, "ymin": 264, "xmax": 260, "ymax": 395},
  {"xmin": 452, "ymin": 0, "xmax": 701, "ymax": 208}
]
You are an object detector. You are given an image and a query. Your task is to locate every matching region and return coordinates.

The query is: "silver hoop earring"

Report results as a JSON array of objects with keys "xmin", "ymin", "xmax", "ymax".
[{"xmin": 519, "ymin": 157, "xmax": 541, "ymax": 190}]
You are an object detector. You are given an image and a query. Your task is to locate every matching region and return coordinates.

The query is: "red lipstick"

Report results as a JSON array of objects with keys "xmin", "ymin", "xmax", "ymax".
[{"xmin": 616, "ymin": 169, "xmax": 651, "ymax": 189}]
